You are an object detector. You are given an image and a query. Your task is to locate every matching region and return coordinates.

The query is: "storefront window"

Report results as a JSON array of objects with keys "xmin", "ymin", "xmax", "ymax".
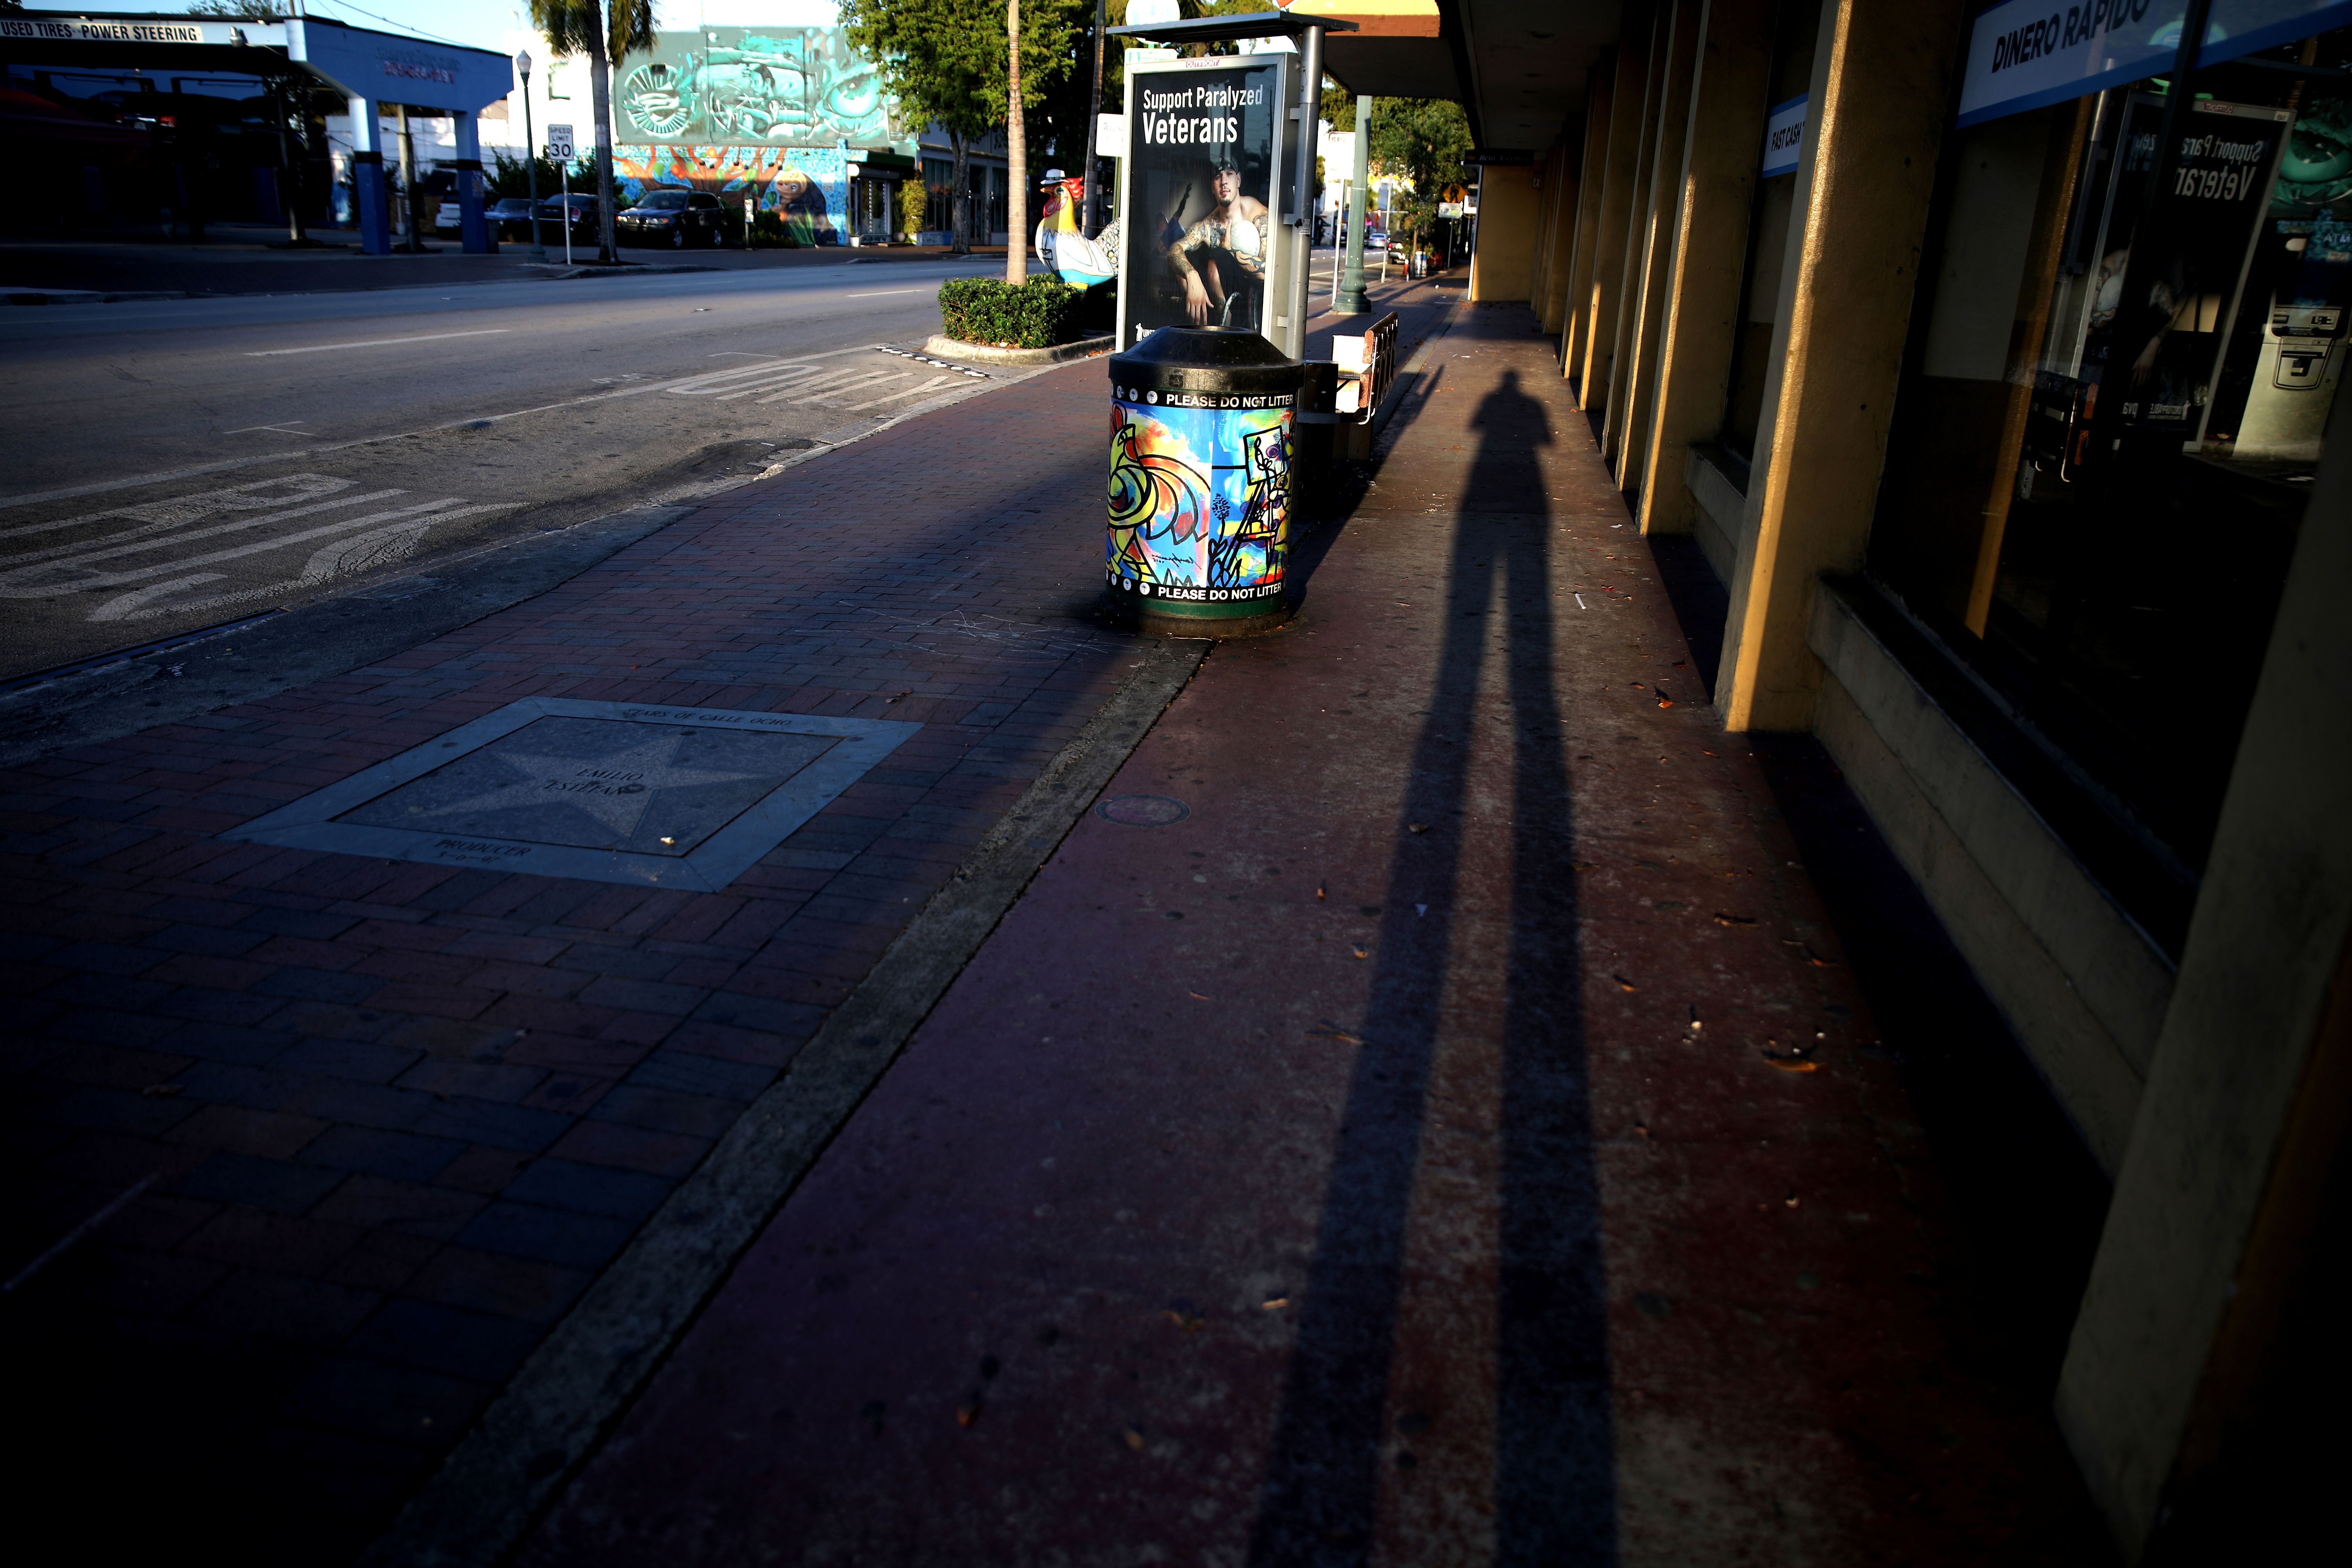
[
  {"xmin": 1718, "ymin": 0, "xmax": 1820, "ymax": 464},
  {"xmin": 1868, "ymin": 27, "xmax": 2351, "ymax": 884},
  {"xmin": 922, "ymin": 157, "xmax": 953, "ymax": 232}
]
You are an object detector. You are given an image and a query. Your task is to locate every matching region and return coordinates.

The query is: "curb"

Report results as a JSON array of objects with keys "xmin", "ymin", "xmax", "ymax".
[
  {"xmin": 922, "ymin": 332, "xmax": 1115, "ymax": 366},
  {"xmin": 518, "ymin": 262, "xmax": 721, "ymax": 280},
  {"xmin": 6, "ymin": 288, "xmax": 190, "ymax": 305}
]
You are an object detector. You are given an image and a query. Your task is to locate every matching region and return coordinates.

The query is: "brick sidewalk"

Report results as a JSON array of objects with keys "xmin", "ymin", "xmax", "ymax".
[
  {"xmin": 0, "ymin": 279, "xmax": 1464, "ymax": 1563},
  {"xmin": 510, "ymin": 305, "xmax": 2114, "ymax": 1565}
]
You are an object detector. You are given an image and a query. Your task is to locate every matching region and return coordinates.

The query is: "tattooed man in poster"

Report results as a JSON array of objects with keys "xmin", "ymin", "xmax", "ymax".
[{"xmin": 1168, "ymin": 160, "xmax": 1269, "ymax": 328}]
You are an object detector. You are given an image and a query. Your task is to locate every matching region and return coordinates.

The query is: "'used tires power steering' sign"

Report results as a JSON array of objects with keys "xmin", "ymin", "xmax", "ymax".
[{"xmin": 1956, "ymin": 0, "xmax": 2352, "ymax": 129}]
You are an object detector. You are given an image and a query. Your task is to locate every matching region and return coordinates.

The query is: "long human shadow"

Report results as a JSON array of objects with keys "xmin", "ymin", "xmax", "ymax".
[{"xmin": 1246, "ymin": 367, "xmax": 1617, "ymax": 1564}]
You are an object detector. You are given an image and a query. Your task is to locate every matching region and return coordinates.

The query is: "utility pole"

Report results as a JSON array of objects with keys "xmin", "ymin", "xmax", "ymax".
[
  {"xmin": 1081, "ymin": 0, "xmax": 1106, "ymax": 236},
  {"xmin": 1332, "ymin": 95, "xmax": 1370, "ymax": 314},
  {"xmin": 1006, "ymin": 0, "xmax": 1027, "ymax": 282}
]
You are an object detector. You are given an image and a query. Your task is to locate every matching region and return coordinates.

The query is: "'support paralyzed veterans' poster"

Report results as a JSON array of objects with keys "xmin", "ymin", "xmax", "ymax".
[{"xmin": 1122, "ymin": 58, "xmax": 1285, "ymax": 345}]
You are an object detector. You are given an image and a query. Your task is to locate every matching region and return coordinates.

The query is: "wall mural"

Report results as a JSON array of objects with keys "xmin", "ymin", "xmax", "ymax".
[
  {"xmin": 616, "ymin": 28, "xmax": 888, "ymax": 148},
  {"xmin": 612, "ymin": 144, "xmax": 846, "ymax": 243},
  {"xmin": 1106, "ymin": 399, "xmax": 1290, "ymax": 603}
]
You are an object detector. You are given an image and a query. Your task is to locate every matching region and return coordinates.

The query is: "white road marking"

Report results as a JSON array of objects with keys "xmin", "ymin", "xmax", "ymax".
[
  {"xmin": 245, "ymin": 330, "xmax": 513, "ymax": 357},
  {"xmin": 0, "ymin": 474, "xmax": 357, "ymax": 547},
  {"xmin": 224, "ymin": 420, "xmax": 312, "ymax": 435},
  {"xmin": 0, "ymin": 343, "xmax": 924, "ymax": 512},
  {"xmin": 755, "ymin": 368, "xmax": 911, "ymax": 405},
  {"xmin": 663, "ymin": 362, "xmax": 822, "ymax": 397},
  {"xmin": 91, "ymin": 503, "xmax": 508, "ymax": 624},
  {"xmin": 38, "ymin": 498, "xmax": 492, "ymax": 598},
  {"xmin": 843, "ymin": 289, "xmax": 921, "ymax": 298},
  {"xmin": 0, "ymin": 489, "xmax": 410, "ymax": 595},
  {"xmin": 841, "ymin": 376, "xmax": 946, "ymax": 411}
]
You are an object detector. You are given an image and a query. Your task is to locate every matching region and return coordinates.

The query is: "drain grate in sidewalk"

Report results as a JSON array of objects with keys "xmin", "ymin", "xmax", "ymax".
[{"xmin": 222, "ymin": 696, "xmax": 917, "ymax": 891}]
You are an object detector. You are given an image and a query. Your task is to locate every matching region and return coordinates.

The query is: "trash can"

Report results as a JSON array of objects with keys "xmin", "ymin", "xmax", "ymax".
[{"xmin": 1107, "ymin": 326, "xmax": 1303, "ymax": 638}]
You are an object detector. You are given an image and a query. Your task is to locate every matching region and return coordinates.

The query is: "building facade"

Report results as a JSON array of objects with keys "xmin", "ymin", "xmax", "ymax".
[
  {"xmin": 500, "ymin": 23, "xmax": 1007, "ymax": 246},
  {"xmin": 1408, "ymin": 0, "xmax": 2351, "ymax": 1556}
]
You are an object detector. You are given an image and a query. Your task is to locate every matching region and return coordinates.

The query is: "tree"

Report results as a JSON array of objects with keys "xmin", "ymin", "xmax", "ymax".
[
  {"xmin": 843, "ymin": 0, "xmax": 1076, "ymax": 257},
  {"xmin": 528, "ymin": 0, "xmax": 652, "ymax": 264},
  {"xmin": 1318, "ymin": 93, "xmax": 1471, "ymax": 252}
]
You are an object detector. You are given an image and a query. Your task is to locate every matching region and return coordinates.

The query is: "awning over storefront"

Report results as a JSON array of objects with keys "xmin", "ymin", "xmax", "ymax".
[{"xmin": 0, "ymin": 11, "xmax": 512, "ymax": 112}]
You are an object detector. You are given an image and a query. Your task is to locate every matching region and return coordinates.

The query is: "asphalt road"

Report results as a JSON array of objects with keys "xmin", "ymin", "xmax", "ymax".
[{"xmin": 0, "ymin": 256, "xmax": 1010, "ymax": 682}]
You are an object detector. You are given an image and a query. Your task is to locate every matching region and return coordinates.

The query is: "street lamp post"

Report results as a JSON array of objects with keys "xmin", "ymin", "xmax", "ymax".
[
  {"xmin": 515, "ymin": 49, "xmax": 545, "ymax": 263},
  {"xmin": 1334, "ymin": 95, "xmax": 1371, "ymax": 314}
]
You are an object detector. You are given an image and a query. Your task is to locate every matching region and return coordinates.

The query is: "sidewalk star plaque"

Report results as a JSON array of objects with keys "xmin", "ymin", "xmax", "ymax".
[{"xmin": 223, "ymin": 698, "xmax": 919, "ymax": 891}]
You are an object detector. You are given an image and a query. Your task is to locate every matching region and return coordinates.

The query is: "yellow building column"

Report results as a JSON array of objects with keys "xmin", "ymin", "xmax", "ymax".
[
  {"xmin": 1467, "ymin": 164, "xmax": 1538, "ymax": 301},
  {"xmin": 1606, "ymin": 0, "xmax": 1704, "ymax": 495},
  {"xmin": 1576, "ymin": 5, "xmax": 1653, "ymax": 410},
  {"xmin": 1636, "ymin": 0, "xmax": 1777, "ymax": 536},
  {"xmin": 2056, "ymin": 385, "xmax": 2352, "ymax": 1561},
  {"xmin": 1601, "ymin": 4, "xmax": 1672, "ymax": 464},
  {"xmin": 1536, "ymin": 132, "xmax": 1581, "ymax": 334},
  {"xmin": 1560, "ymin": 62, "xmax": 1615, "ymax": 392},
  {"xmin": 1715, "ymin": 0, "xmax": 1969, "ymax": 731}
]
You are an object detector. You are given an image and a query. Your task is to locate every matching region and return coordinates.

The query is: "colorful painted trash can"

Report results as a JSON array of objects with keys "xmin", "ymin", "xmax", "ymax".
[{"xmin": 1106, "ymin": 326, "xmax": 1303, "ymax": 638}]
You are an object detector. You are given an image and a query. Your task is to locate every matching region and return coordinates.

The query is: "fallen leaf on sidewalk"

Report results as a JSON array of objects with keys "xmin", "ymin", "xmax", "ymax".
[
  {"xmin": 1612, "ymin": 974, "xmax": 1639, "ymax": 992},
  {"xmin": 1165, "ymin": 1310, "xmax": 1204, "ymax": 1332},
  {"xmin": 1407, "ymin": 823, "xmax": 1429, "ymax": 833},
  {"xmin": 1123, "ymin": 1428, "xmax": 1146, "ymax": 1451},
  {"xmin": 1189, "ymin": 992, "xmax": 1210, "ymax": 1000},
  {"xmin": 1352, "ymin": 947, "xmax": 1368, "ymax": 959},
  {"xmin": 1262, "ymin": 1297, "xmax": 1290, "ymax": 1310},
  {"xmin": 1712, "ymin": 913, "xmax": 1760, "ymax": 928},
  {"xmin": 957, "ymin": 1401, "xmax": 983, "ymax": 1427},
  {"xmin": 1306, "ymin": 1028, "xmax": 1364, "ymax": 1044},
  {"xmin": 1317, "ymin": 883, "xmax": 1326, "ymax": 900},
  {"xmin": 1571, "ymin": 860, "xmax": 1600, "ymax": 871},
  {"xmin": 1634, "ymin": 1123, "xmax": 1651, "ymax": 1138},
  {"xmin": 1806, "ymin": 948, "xmax": 1841, "ymax": 967}
]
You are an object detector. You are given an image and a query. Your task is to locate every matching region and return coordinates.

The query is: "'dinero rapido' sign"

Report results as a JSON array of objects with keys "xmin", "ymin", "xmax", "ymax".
[{"xmin": 1957, "ymin": 0, "xmax": 2352, "ymax": 128}]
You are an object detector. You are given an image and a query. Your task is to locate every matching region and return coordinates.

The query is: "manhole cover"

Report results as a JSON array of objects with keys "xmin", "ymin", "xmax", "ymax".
[{"xmin": 1096, "ymin": 793, "xmax": 1190, "ymax": 826}]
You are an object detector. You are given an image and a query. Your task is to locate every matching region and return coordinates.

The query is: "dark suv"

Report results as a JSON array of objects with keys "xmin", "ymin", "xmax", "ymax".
[{"xmin": 617, "ymin": 188, "xmax": 726, "ymax": 248}]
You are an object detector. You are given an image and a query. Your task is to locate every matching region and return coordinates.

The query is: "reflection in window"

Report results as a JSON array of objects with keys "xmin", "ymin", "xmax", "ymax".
[{"xmin": 1867, "ymin": 29, "xmax": 2351, "ymax": 886}]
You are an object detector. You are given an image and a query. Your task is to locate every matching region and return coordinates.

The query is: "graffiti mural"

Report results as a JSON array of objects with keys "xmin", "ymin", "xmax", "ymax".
[
  {"xmin": 615, "ymin": 29, "xmax": 888, "ymax": 148},
  {"xmin": 1106, "ymin": 398, "xmax": 1290, "ymax": 603},
  {"xmin": 612, "ymin": 144, "xmax": 845, "ymax": 244}
]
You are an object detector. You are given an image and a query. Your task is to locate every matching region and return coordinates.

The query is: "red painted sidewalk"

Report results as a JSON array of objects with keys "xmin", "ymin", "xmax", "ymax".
[{"xmin": 513, "ymin": 308, "xmax": 2113, "ymax": 1564}]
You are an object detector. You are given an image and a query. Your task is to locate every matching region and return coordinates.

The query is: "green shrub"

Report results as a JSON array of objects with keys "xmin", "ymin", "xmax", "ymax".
[
  {"xmin": 748, "ymin": 210, "xmax": 799, "ymax": 248},
  {"xmin": 937, "ymin": 276, "xmax": 1086, "ymax": 348}
]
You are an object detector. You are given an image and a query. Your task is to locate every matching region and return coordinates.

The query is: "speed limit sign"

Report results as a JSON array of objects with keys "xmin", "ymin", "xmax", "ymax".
[{"xmin": 546, "ymin": 124, "xmax": 574, "ymax": 161}]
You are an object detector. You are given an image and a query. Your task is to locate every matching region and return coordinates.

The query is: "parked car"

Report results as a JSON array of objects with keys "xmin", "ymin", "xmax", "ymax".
[
  {"xmin": 433, "ymin": 200, "xmax": 465, "ymax": 235},
  {"xmin": 616, "ymin": 188, "xmax": 726, "ymax": 249},
  {"xmin": 533, "ymin": 192, "xmax": 602, "ymax": 241},
  {"xmin": 485, "ymin": 197, "xmax": 536, "ymax": 240}
]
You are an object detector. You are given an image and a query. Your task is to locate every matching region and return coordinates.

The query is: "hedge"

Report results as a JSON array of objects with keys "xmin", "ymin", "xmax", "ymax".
[{"xmin": 937, "ymin": 275, "xmax": 1086, "ymax": 349}]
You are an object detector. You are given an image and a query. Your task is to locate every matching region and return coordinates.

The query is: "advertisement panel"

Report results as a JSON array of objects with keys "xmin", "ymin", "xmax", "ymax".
[{"xmin": 1119, "ymin": 54, "xmax": 1291, "ymax": 349}]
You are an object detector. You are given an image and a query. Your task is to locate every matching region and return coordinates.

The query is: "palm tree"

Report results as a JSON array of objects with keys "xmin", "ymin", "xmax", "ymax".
[{"xmin": 526, "ymin": 0, "xmax": 652, "ymax": 264}]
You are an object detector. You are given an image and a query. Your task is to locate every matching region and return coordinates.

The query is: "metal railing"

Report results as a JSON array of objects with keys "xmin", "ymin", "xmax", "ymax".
[
  {"xmin": 1355, "ymin": 310, "xmax": 1399, "ymax": 425},
  {"xmin": 1329, "ymin": 310, "xmax": 1400, "ymax": 425}
]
